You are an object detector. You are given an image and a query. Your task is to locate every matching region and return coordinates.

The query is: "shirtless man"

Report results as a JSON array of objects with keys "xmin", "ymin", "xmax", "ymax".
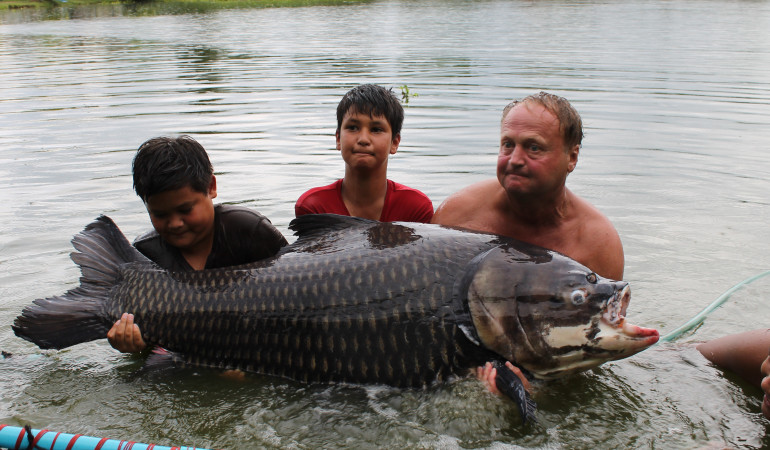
[
  {"xmin": 432, "ymin": 91, "xmax": 623, "ymax": 280},
  {"xmin": 432, "ymin": 91, "xmax": 624, "ymax": 391}
]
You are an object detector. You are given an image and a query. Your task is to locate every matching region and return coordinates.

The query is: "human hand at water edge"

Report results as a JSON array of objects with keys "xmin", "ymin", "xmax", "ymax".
[
  {"xmin": 761, "ymin": 352, "xmax": 770, "ymax": 420},
  {"xmin": 107, "ymin": 313, "xmax": 147, "ymax": 353},
  {"xmin": 477, "ymin": 361, "xmax": 530, "ymax": 395}
]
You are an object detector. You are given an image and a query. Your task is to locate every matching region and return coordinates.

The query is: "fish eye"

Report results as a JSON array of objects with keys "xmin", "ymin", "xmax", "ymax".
[
  {"xmin": 586, "ymin": 273, "xmax": 598, "ymax": 284},
  {"xmin": 571, "ymin": 289, "xmax": 586, "ymax": 305}
]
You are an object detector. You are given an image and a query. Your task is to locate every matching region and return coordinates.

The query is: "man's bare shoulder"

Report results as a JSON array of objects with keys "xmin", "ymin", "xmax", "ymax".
[
  {"xmin": 569, "ymin": 193, "xmax": 624, "ymax": 279},
  {"xmin": 571, "ymin": 194, "xmax": 620, "ymax": 239},
  {"xmin": 432, "ymin": 179, "xmax": 501, "ymax": 226}
]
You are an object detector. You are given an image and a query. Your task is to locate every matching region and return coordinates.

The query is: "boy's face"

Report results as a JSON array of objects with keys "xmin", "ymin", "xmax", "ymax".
[
  {"xmin": 144, "ymin": 177, "xmax": 217, "ymax": 254},
  {"xmin": 336, "ymin": 109, "xmax": 400, "ymax": 173}
]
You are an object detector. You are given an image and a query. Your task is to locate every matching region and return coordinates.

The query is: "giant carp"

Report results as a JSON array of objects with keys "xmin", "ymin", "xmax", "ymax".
[{"xmin": 13, "ymin": 214, "xmax": 659, "ymax": 423}]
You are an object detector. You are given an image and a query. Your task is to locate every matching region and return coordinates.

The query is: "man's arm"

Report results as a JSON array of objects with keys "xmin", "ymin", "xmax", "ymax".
[
  {"xmin": 586, "ymin": 224, "xmax": 624, "ymax": 281},
  {"xmin": 761, "ymin": 353, "xmax": 770, "ymax": 419},
  {"xmin": 697, "ymin": 329, "xmax": 770, "ymax": 388},
  {"xmin": 574, "ymin": 197, "xmax": 625, "ymax": 281}
]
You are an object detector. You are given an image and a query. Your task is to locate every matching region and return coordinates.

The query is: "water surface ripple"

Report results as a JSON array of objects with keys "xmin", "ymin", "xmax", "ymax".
[{"xmin": 2, "ymin": 1, "xmax": 770, "ymax": 448}]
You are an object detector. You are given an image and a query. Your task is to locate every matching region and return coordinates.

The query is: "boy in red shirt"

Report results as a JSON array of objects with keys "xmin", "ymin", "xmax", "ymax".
[{"xmin": 295, "ymin": 84, "xmax": 433, "ymax": 223}]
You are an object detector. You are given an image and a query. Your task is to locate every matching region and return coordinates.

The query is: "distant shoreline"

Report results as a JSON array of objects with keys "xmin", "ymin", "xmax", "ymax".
[{"xmin": 0, "ymin": 0, "xmax": 367, "ymax": 12}]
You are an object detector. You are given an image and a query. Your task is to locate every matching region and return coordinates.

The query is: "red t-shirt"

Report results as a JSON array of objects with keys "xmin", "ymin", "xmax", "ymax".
[{"xmin": 295, "ymin": 179, "xmax": 434, "ymax": 223}]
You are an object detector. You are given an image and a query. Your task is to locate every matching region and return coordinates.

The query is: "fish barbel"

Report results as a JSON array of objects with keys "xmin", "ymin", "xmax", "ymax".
[{"xmin": 13, "ymin": 214, "xmax": 659, "ymax": 423}]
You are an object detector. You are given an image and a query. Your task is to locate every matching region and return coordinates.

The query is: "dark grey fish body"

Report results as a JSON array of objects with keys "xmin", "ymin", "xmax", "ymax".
[
  {"xmin": 104, "ymin": 215, "xmax": 501, "ymax": 386},
  {"xmin": 14, "ymin": 214, "xmax": 658, "ymax": 423}
]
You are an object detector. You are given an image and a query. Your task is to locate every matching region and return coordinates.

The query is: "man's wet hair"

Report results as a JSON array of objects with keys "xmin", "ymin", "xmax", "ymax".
[
  {"xmin": 336, "ymin": 84, "xmax": 404, "ymax": 138},
  {"xmin": 502, "ymin": 91, "xmax": 584, "ymax": 150},
  {"xmin": 132, "ymin": 135, "xmax": 213, "ymax": 202}
]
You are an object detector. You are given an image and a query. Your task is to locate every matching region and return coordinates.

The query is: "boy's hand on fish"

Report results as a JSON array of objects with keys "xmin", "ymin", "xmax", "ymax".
[
  {"xmin": 107, "ymin": 313, "xmax": 147, "ymax": 353},
  {"xmin": 477, "ymin": 361, "xmax": 530, "ymax": 395}
]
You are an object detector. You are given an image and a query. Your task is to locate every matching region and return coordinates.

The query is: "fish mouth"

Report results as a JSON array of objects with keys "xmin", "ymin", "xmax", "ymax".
[
  {"xmin": 603, "ymin": 284, "xmax": 630, "ymax": 327},
  {"xmin": 601, "ymin": 284, "xmax": 659, "ymax": 346},
  {"xmin": 534, "ymin": 284, "xmax": 659, "ymax": 379}
]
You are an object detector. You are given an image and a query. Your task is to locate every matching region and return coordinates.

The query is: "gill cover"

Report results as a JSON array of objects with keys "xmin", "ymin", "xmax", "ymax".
[
  {"xmin": 463, "ymin": 243, "xmax": 621, "ymax": 378},
  {"xmin": 462, "ymin": 244, "xmax": 550, "ymax": 369}
]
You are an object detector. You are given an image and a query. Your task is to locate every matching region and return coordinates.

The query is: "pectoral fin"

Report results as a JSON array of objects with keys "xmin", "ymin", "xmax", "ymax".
[{"xmin": 492, "ymin": 360, "xmax": 537, "ymax": 425}]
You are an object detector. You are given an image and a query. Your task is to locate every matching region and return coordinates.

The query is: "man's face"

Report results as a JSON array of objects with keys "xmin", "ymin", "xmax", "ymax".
[
  {"xmin": 145, "ymin": 180, "xmax": 217, "ymax": 252},
  {"xmin": 337, "ymin": 109, "xmax": 400, "ymax": 173},
  {"xmin": 496, "ymin": 102, "xmax": 578, "ymax": 199}
]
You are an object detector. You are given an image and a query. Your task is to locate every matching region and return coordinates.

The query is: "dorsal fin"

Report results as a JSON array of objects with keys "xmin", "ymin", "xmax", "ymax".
[{"xmin": 289, "ymin": 214, "xmax": 375, "ymax": 241}]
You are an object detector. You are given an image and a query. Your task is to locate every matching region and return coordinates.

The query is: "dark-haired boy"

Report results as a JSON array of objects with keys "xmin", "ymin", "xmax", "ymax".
[
  {"xmin": 108, "ymin": 135, "xmax": 288, "ymax": 353},
  {"xmin": 295, "ymin": 84, "xmax": 433, "ymax": 222}
]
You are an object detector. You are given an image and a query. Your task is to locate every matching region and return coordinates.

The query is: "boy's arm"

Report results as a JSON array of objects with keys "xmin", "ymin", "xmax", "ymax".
[
  {"xmin": 295, "ymin": 201, "xmax": 313, "ymax": 217},
  {"xmin": 107, "ymin": 313, "xmax": 147, "ymax": 353},
  {"xmin": 236, "ymin": 208, "xmax": 288, "ymax": 258}
]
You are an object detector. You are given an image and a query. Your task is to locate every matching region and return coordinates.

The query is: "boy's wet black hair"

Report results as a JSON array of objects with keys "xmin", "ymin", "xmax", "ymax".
[
  {"xmin": 336, "ymin": 84, "xmax": 404, "ymax": 138},
  {"xmin": 132, "ymin": 135, "xmax": 213, "ymax": 202}
]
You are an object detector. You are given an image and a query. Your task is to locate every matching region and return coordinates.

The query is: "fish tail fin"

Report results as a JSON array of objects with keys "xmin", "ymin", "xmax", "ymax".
[
  {"xmin": 12, "ymin": 215, "xmax": 148, "ymax": 350},
  {"xmin": 493, "ymin": 360, "xmax": 538, "ymax": 425}
]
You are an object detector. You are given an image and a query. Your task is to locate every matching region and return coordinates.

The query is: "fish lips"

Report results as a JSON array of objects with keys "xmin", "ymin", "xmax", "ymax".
[{"xmin": 596, "ymin": 283, "xmax": 660, "ymax": 352}]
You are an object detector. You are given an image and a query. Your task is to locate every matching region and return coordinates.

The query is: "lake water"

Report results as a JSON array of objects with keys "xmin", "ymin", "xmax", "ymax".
[{"xmin": 1, "ymin": 0, "xmax": 770, "ymax": 448}]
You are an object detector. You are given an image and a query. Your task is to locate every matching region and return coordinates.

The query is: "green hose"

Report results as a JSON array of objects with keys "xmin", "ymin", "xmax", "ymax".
[{"xmin": 659, "ymin": 270, "xmax": 770, "ymax": 343}]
